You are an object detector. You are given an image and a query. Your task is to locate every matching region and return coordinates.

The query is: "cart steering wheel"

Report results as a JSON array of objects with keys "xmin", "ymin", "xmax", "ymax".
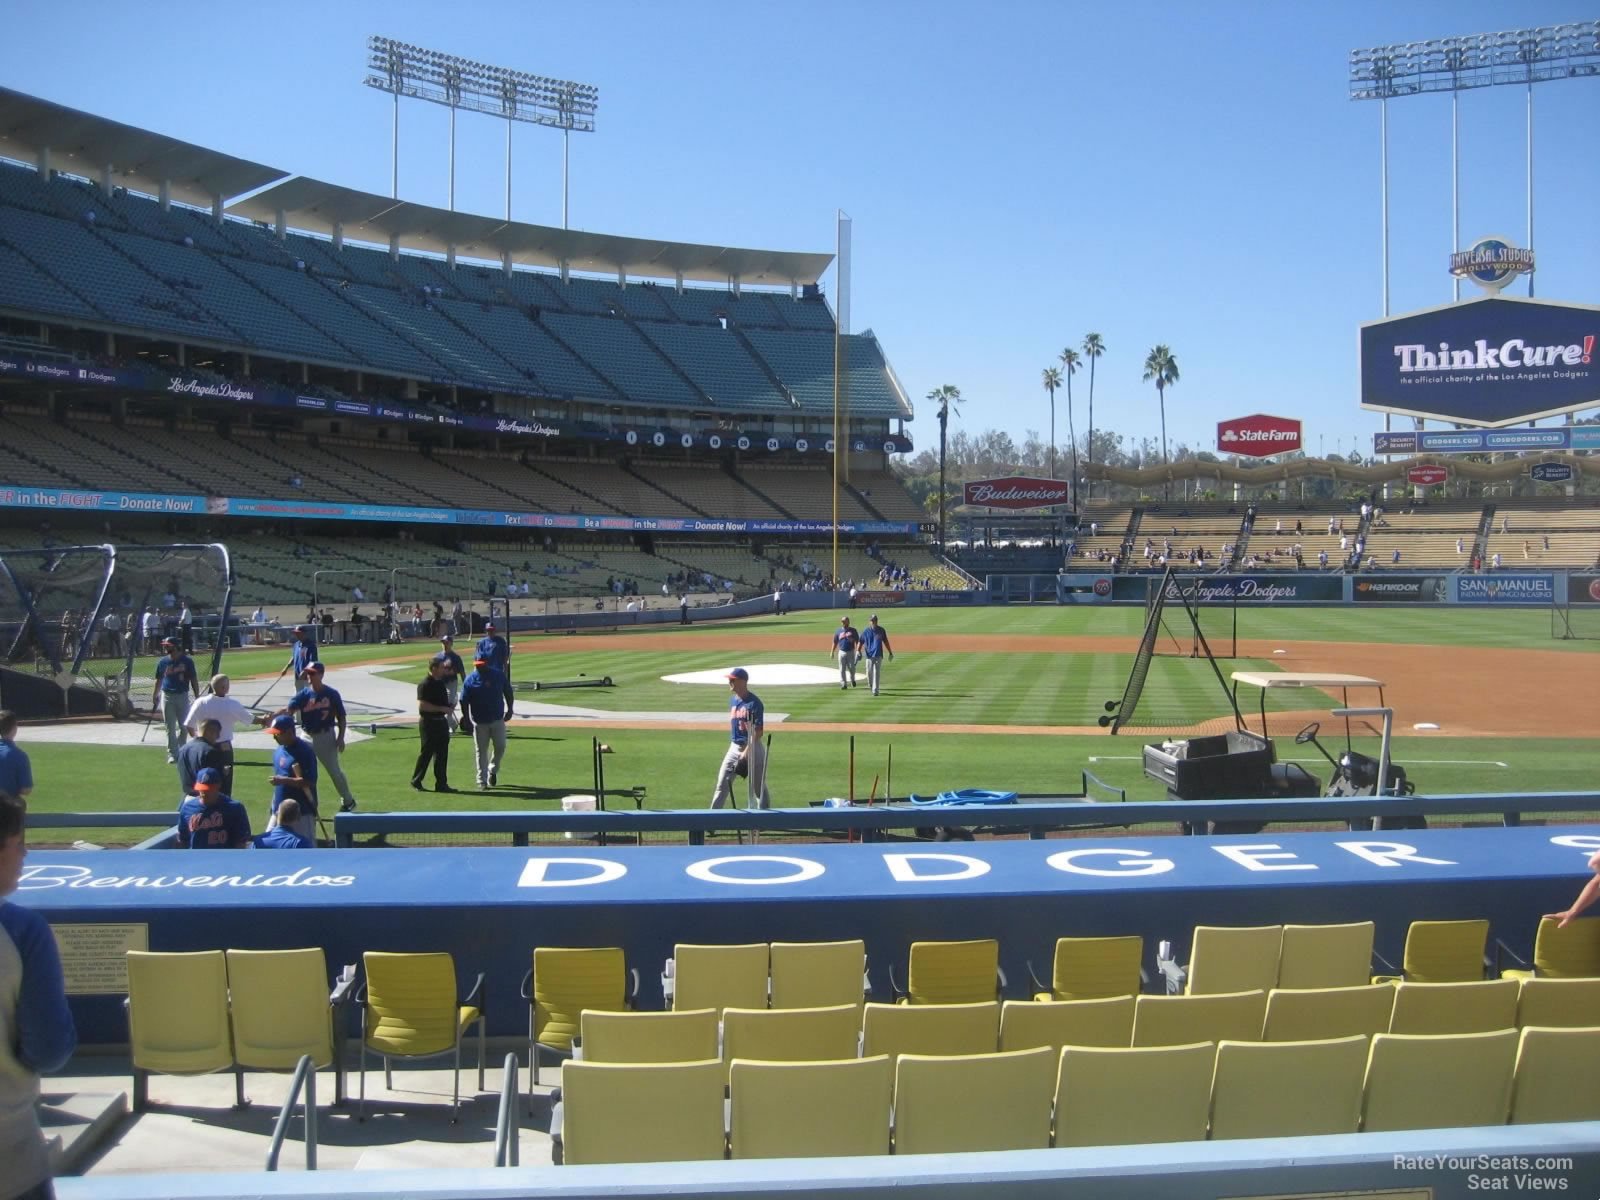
[{"xmin": 1294, "ymin": 721, "xmax": 1320, "ymax": 745}]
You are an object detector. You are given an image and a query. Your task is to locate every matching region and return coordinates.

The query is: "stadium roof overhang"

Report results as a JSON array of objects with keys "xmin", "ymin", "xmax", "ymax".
[
  {"xmin": 227, "ymin": 176, "xmax": 834, "ymax": 286},
  {"xmin": 0, "ymin": 87, "xmax": 286, "ymax": 209}
]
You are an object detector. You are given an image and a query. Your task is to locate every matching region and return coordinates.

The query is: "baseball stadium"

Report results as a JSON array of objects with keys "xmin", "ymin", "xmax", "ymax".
[{"xmin": 1, "ymin": 15, "xmax": 1599, "ymax": 1200}]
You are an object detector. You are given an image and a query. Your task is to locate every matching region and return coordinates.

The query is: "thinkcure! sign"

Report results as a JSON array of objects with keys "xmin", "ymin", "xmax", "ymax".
[
  {"xmin": 1406, "ymin": 464, "xmax": 1448, "ymax": 486},
  {"xmin": 1217, "ymin": 414, "xmax": 1302, "ymax": 457},
  {"xmin": 963, "ymin": 477, "xmax": 1070, "ymax": 509}
]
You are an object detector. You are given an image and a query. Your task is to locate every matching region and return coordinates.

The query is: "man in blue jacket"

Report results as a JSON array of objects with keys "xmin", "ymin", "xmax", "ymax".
[
  {"xmin": 474, "ymin": 621, "xmax": 515, "ymax": 715},
  {"xmin": 460, "ymin": 656, "xmax": 510, "ymax": 789}
]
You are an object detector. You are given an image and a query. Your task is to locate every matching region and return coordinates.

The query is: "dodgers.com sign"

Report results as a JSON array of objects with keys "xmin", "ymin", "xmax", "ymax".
[
  {"xmin": 963, "ymin": 476, "xmax": 1070, "ymax": 509},
  {"xmin": 1217, "ymin": 413, "xmax": 1301, "ymax": 457},
  {"xmin": 1361, "ymin": 296, "xmax": 1599, "ymax": 427}
]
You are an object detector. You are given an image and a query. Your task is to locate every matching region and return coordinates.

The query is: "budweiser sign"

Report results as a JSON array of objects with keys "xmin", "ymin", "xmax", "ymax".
[
  {"xmin": 1217, "ymin": 413, "xmax": 1302, "ymax": 457},
  {"xmin": 963, "ymin": 476, "xmax": 1070, "ymax": 509},
  {"xmin": 1406, "ymin": 464, "xmax": 1448, "ymax": 486}
]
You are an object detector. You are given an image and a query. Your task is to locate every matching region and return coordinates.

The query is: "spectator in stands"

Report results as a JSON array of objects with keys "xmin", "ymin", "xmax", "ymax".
[
  {"xmin": 1523, "ymin": 539, "xmax": 1531, "ymax": 560},
  {"xmin": 0, "ymin": 792, "xmax": 77, "ymax": 1200},
  {"xmin": 1548, "ymin": 848, "xmax": 1600, "ymax": 927},
  {"xmin": 175, "ymin": 767, "xmax": 251, "ymax": 849},
  {"xmin": 680, "ymin": 594, "xmax": 690, "ymax": 625},
  {"xmin": 281, "ymin": 663, "xmax": 358, "ymax": 813},
  {"xmin": 0, "ymin": 710, "xmax": 32, "ymax": 802},
  {"xmin": 1492, "ymin": 552, "xmax": 1503, "ymax": 569},
  {"xmin": 1456, "ymin": 537, "xmax": 1464, "ymax": 555},
  {"xmin": 267, "ymin": 715, "xmax": 319, "ymax": 842},
  {"xmin": 412, "ymin": 657, "xmax": 456, "ymax": 793}
]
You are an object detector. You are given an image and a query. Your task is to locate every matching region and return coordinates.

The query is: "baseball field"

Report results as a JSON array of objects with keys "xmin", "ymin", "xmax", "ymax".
[{"xmin": 19, "ymin": 603, "xmax": 1597, "ymax": 845}]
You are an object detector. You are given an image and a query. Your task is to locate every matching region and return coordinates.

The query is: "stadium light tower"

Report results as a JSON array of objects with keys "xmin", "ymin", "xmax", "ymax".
[
  {"xmin": 364, "ymin": 35, "xmax": 599, "ymax": 226},
  {"xmin": 1350, "ymin": 21, "xmax": 1600, "ymax": 310}
]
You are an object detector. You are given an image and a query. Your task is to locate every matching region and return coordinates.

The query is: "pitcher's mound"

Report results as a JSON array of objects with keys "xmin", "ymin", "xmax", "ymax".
[{"xmin": 663, "ymin": 663, "xmax": 842, "ymax": 686}]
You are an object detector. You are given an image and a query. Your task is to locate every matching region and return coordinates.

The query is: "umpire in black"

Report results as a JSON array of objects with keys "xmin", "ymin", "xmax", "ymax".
[{"xmin": 411, "ymin": 656, "xmax": 456, "ymax": 792}]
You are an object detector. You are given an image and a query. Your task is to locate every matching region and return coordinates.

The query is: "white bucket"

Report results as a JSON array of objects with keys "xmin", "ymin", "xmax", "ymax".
[{"xmin": 561, "ymin": 794, "xmax": 597, "ymax": 839}]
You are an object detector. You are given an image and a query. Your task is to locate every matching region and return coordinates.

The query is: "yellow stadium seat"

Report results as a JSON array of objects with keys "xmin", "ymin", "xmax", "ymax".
[
  {"xmin": 893, "ymin": 1047, "xmax": 1055, "ymax": 1154},
  {"xmin": 1499, "ymin": 916, "xmax": 1600, "ymax": 981},
  {"xmin": 1387, "ymin": 979, "xmax": 1519, "ymax": 1035},
  {"xmin": 1373, "ymin": 919, "xmax": 1488, "ymax": 983},
  {"xmin": 721, "ymin": 1004, "xmax": 859, "ymax": 1080},
  {"xmin": 1262, "ymin": 985, "xmax": 1395, "ymax": 1042},
  {"xmin": 1029, "ymin": 935, "xmax": 1144, "ymax": 1001},
  {"xmin": 226, "ymin": 947, "xmax": 355, "ymax": 1108},
  {"xmin": 358, "ymin": 951, "xmax": 485, "ymax": 1122},
  {"xmin": 1516, "ymin": 977, "xmax": 1600, "ymax": 1028},
  {"xmin": 558, "ymin": 1059, "xmax": 726, "ymax": 1165},
  {"xmin": 1277, "ymin": 921, "xmax": 1375, "ymax": 989},
  {"xmin": 1360, "ymin": 1029, "xmax": 1517, "ymax": 1132},
  {"xmin": 579, "ymin": 1008, "xmax": 718, "ymax": 1064},
  {"xmin": 896, "ymin": 939, "xmax": 1004, "ymax": 1005},
  {"xmin": 1184, "ymin": 925, "xmax": 1283, "ymax": 995},
  {"xmin": 669, "ymin": 943, "xmax": 769, "ymax": 1014},
  {"xmin": 999, "ymin": 996, "xmax": 1134, "ymax": 1052},
  {"xmin": 1508, "ymin": 1026, "xmax": 1600, "ymax": 1124},
  {"xmin": 524, "ymin": 946, "xmax": 634, "ymax": 1087},
  {"xmin": 1209, "ymin": 1036, "xmax": 1368, "ymax": 1139},
  {"xmin": 1055, "ymin": 1042, "xmax": 1215, "ymax": 1147},
  {"xmin": 769, "ymin": 939, "xmax": 868, "ymax": 1011},
  {"xmin": 730, "ymin": 1055, "xmax": 893, "ymax": 1158},
  {"xmin": 1132, "ymin": 990, "xmax": 1267, "ymax": 1047},
  {"xmin": 125, "ymin": 950, "xmax": 233, "ymax": 1111},
  {"xmin": 861, "ymin": 1000, "xmax": 999, "ymax": 1062}
]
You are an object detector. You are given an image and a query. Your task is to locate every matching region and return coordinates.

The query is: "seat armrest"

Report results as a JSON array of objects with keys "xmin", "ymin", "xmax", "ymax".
[
  {"xmin": 1370, "ymin": 948, "xmax": 1398, "ymax": 975},
  {"xmin": 520, "ymin": 968, "xmax": 533, "ymax": 1002},
  {"xmin": 1026, "ymin": 960, "xmax": 1047, "ymax": 994},
  {"xmin": 628, "ymin": 967, "xmax": 641, "ymax": 1002},
  {"xmin": 1155, "ymin": 941, "xmax": 1185, "ymax": 995},
  {"xmin": 1138, "ymin": 965, "xmax": 1152, "ymax": 993},
  {"xmin": 463, "ymin": 971, "xmax": 486, "ymax": 1010},
  {"xmin": 995, "ymin": 965, "xmax": 1008, "ymax": 998},
  {"xmin": 330, "ymin": 963, "xmax": 358, "ymax": 1005},
  {"xmin": 887, "ymin": 963, "xmax": 905, "ymax": 1001}
]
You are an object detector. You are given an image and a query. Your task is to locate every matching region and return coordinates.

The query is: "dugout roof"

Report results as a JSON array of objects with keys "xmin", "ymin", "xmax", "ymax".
[
  {"xmin": 229, "ymin": 176, "xmax": 834, "ymax": 286},
  {"xmin": 0, "ymin": 88, "xmax": 287, "ymax": 208}
]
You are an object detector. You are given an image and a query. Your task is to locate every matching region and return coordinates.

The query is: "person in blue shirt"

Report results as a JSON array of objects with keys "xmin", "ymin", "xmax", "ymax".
[
  {"xmin": 287, "ymin": 625, "xmax": 318, "ymax": 686},
  {"xmin": 0, "ymin": 709, "xmax": 33, "ymax": 801},
  {"xmin": 281, "ymin": 662, "xmax": 357, "ymax": 812},
  {"xmin": 858, "ymin": 614, "xmax": 897, "ymax": 697},
  {"xmin": 254, "ymin": 798, "xmax": 313, "ymax": 849},
  {"xmin": 0, "ymin": 792, "xmax": 78, "ymax": 1199},
  {"xmin": 710, "ymin": 668, "xmax": 770, "ymax": 810},
  {"xmin": 829, "ymin": 617, "xmax": 860, "ymax": 689},
  {"xmin": 150, "ymin": 637, "xmax": 199, "ymax": 764},
  {"xmin": 459, "ymin": 657, "xmax": 509, "ymax": 789},
  {"xmin": 474, "ymin": 621, "xmax": 515, "ymax": 715},
  {"xmin": 174, "ymin": 767, "xmax": 252, "ymax": 849},
  {"xmin": 437, "ymin": 633, "xmax": 467, "ymax": 733},
  {"xmin": 175, "ymin": 719, "xmax": 225, "ymax": 796},
  {"xmin": 267, "ymin": 714, "xmax": 319, "ymax": 844}
]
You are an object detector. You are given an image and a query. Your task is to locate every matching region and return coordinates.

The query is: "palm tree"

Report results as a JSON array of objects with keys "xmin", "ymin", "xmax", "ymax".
[
  {"xmin": 1081, "ymin": 333, "xmax": 1105, "ymax": 500},
  {"xmin": 1040, "ymin": 366, "xmax": 1061, "ymax": 479},
  {"xmin": 1142, "ymin": 344, "xmax": 1180, "ymax": 496},
  {"xmin": 927, "ymin": 384, "xmax": 962, "ymax": 548},
  {"xmin": 1058, "ymin": 348, "xmax": 1080, "ymax": 503}
]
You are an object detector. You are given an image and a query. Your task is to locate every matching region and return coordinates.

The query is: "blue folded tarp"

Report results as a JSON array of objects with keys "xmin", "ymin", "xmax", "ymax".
[{"xmin": 906, "ymin": 789, "xmax": 1020, "ymax": 807}]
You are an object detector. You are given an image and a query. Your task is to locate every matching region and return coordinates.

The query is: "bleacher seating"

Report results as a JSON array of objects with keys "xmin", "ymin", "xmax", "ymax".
[
  {"xmin": 1355, "ymin": 503, "xmax": 1483, "ymax": 570},
  {"xmin": 1484, "ymin": 503, "xmax": 1600, "ymax": 571}
]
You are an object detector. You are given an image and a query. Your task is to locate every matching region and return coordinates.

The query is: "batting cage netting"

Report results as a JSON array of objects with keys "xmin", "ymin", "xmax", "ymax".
[
  {"xmin": 1145, "ymin": 573, "xmax": 1239, "ymax": 659},
  {"xmin": 0, "ymin": 542, "xmax": 233, "ymax": 719}
]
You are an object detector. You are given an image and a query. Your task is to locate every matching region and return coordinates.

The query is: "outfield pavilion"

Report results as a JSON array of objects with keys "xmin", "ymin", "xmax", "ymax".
[{"xmin": 1, "ymin": 86, "xmax": 1599, "ymax": 1200}]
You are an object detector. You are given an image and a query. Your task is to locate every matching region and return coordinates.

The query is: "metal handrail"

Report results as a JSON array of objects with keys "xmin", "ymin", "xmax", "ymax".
[
  {"xmin": 493, "ymin": 1052, "xmax": 520, "ymax": 1167},
  {"xmin": 265, "ymin": 1054, "xmax": 318, "ymax": 1172}
]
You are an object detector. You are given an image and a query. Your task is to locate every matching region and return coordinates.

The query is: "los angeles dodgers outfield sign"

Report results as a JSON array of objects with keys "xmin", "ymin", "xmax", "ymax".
[
  {"xmin": 1217, "ymin": 414, "xmax": 1301, "ymax": 458},
  {"xmin": 962, "ymin": 476, "xmax": 1070, "ymax": 509},
  {"xmin": 1360, "ymin": 296, "xmax": 1599, "ymax": 427}
]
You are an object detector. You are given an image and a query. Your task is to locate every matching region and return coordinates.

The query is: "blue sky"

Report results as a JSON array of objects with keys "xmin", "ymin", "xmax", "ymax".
[{"xmin": 6, "ymin": 1, "xmax": 1597, "ymax": 459}]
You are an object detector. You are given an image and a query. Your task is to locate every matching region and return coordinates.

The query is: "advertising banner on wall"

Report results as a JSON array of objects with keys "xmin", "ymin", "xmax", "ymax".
[
  {"xmin": 1376, "ymin": 427, "xmax": 1600, "ymax": 455},
  {"xmin": 1109, "ymin": 575, "xmax": 1343, "ymax": 604},
  {"xmin": 1351, "ymin": 576, "xmax": 1450, "ymax": 603},
  {"xmin": 1453, "ymin": 574, "xmax": 1556, "ymax": 604},
  {"xmin": 1405, "ymin": 465, "xmax": 1449, "ymax": 486},
  {"xmin": 962, "ymin": 477, "xmax": 1071, "ymax": 509},
  {"xmin": 1360, "ymin": 296, "xmax": 1599, "ymax": 427},
  {"xmin": 1568, "ymin": 576, "xmax": 1600, "ymax": 605},
  {"xmin": 1216, "ymin": 414, "xmax": 1302, "ymax": 457},
  {"xmin": 1530, "ymin": 462, "xmax": 1574, "ymax": 483}
]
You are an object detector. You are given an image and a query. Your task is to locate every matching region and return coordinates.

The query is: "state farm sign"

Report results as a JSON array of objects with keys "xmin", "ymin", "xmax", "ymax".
[
  {"xmin": 963, "ymin": 476, "xmax": 1070, "ymax": 509},
  {"xmin": 1406, "ymin": 465, "xmax": 1449, "ymax": 486},
  {"xmin": 1218, "ymin": 414, "xmax": 1302, "ymax": 457}
]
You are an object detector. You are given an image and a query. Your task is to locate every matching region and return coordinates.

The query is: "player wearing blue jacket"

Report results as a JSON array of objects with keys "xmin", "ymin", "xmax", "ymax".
[
  {"xmin": 474, "ymin": 621, "xmax": 515, "ymax": 714},
  {"xmin": 858, "ymin": 614, "xmax": 897, "ymax": 696},
  {"xmin": 287, "ymin": 626, "xmax": 318, "ymax": 685},
  {"xmin": 283, "ymin": 662, "xmax": 357, "ymax": 812},
  {"xmin": 151, "ymin": 637, "xmax": 199, "ymax": 763},
  {"xmin": 830, "ymin": 617, "xmax": 860, "ymax": 689},
  {"xmin": 174, "ymin": 767, "xmax": 252, "ymax": 849},
  {"xmin": 460, "ymin": 658, "xmax": 509, "ymax": 789},
  {"xmin": 0, "ymin": 793, "xmax": 78, "ymax": 1199}
]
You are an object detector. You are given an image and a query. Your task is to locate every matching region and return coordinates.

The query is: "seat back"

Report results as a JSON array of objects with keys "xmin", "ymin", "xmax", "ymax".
[
  {"xmin": 1388, "ymin": 979, "xmax": 1520, "ymax": 1035},
  {"xmin": 1278, "ymin": 922, "xmax": 1375, "ymax": 990},
  {"xmin": 1209, "ymin": 1036, "xmax": 1368, "ymax": 1139},
  {"xmin": 1132, "ymin": 990, "xmax": 1267, "ymax": 1047},
  {"xmin": 673, "ymin": 943, "xmax": 769, "ymax": 1014},
  {"xmin": 1186, "ymin": 925, "xmax": 1282, "ymax": 995},
  {"xmin": 580, "ymin": 1008, "xmax": 718, "ymax": 1064},
  {"xmin": 1054, "ymin": 1042, "xmax": 1215, "ymax": 1147},
  {"xmin": 861, "ymin": 1000, "xmax": 999, "ymax": 1061},
  {"xmin": 561, "ymin": 1060, "xmax": 726, "ymax": 1165},
  {"xmin": 893, "ymin": 1047, "xmax": 1055, "ymax": 1155},
  {"xmin": 126, "ymin": 950, "xmax": 232, "ymax": 1075},
  {"xmin": 1402, "ymin": 919, "xmax": 1488, "ymax": 982},
  {"xmin": 1048, "ymin": 936, "xmax": 1143, "ymax": 1001},
  {"xmin": 1360, "ymin": 1029, "xmax": 1518, "ymax": 1131},
  {"xmin": 730, "ymin": 1055, "xmax": 893, "ymax": 1158},
  {"xmin": 722, "ymin": 1004, "xmax": 859, "ymax": 1078},
  {"xmin": 363, "ymin": 951, "xmax": 460, "ymax": 1058},
  {"xmin": 226, "ymin": 948, "xmax": 333, "ymax": 1070},
  {"xmin": 1263, "ymin": 985, "xmax": 1395, "ymax": 1042},
  {"xmin": 1532, "ymin": 916, "xmax": 1600, "ymax": 979},
  {"xmin": 1516, "ymin": 977, "xmax": 1600, "ymax": 1028},
  {"xmin": 1508, "ymin": 1026, "xmax": 1600, "ymax": 1124},
  {"xmin": 1000, "ymin": 996, "xmax": 1133, "ymax": 1052},
  {"xmin": 906, "ymin": 939, "xmax": 999, "ymax": 1005},
  {"xmin": 769, "ymin": 939, "xmax": 866, "ymax": 1011},
  {"xmin": 533, "ymin": 946, "xmax": 627, "ymax": 1052}
]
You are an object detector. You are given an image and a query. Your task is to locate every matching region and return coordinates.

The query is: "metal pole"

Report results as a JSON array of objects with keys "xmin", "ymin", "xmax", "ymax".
[
  {"xmin": 1526, "ymin": 80, "xmax": 1535, "ymax": 298},
  {"xmin": 1380, "ymin": 96, "xmax": 1390, "ymax": 317},
  {"xmin": 1451, "ymin": 89, "xmax": 1460, "ymax": 302},
  {"xmin": 562, "ymin": 127, "xmax": 570, "ymax": 229},
  {"xmin": 505, "ymin": 118, "xmax": 513, "ymax": 221},
  {"xmin": 449, "ymin": 105, "xmax": 456, "ymax": 211},
  {"xmin": 391, "ymin": 90, "xmax": 399, "ymax": 200}
]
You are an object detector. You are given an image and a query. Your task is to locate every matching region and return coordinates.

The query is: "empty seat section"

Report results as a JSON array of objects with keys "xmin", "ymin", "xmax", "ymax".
[
  {"xmin": 637, "ymin": 322, "xmax": 789, "ymax": 411},
  {"xmin": 0, "ymin": 241, "xmax": 99, "ymax": 320},
  {"xmin": 433, "ymin": 299, "xmax": 612, "ymax": 399},
  {"xmin": 338, "ymin": 284, "xmax": 526, "ymax": 392},
  {"xmin": 541, "ymin": 313, "xmax": 700, "ymax": 407}
]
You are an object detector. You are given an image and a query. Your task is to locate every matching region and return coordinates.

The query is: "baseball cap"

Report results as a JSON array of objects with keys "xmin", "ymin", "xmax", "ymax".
[
  {"xmin": 485, "ymin": 621, "xmax": 495, "ymax": 630},
  {"xmin": 869, "ymin": 613, "xmax": 879, "ymax": 621},
  {"xmin": 473, "ymin": 656, "xmax": 489, "ymax": 666},
  {"xmin": 194, "ymin": 767, "xmax": 223, "ymax": 791},
  {"xmin": 160, "ymin": 636, "xmax": 177, "ymax": 647},
  {"xmin": 303, "ymin": 661, "xmax": 325, "ymax": 675},
  {"xmin": 440, "ymin": 632, "xmax": 453, "ymax": 642},
  {"xmin": 293, "ymin": 625, "xmax": 307, "ymax": 633},
  {"xmin": 727, "ymin": 667, "xmax": 749, "ymax": 681},
  {"xmin": 270, "ymin": 713, "xmax": 296, "ymax": 731}
]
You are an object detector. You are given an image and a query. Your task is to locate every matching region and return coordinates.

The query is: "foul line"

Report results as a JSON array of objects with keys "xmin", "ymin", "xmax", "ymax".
[{"xmin": 1087, "ymin": 755, "xmax": 1511, "ymax": 768}]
